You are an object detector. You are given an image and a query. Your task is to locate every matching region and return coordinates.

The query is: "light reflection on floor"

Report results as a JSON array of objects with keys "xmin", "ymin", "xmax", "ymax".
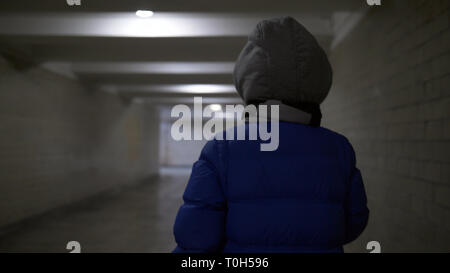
[{"xmin": 0, "ymin": 173, "xmax": 188, "ymax": 253}]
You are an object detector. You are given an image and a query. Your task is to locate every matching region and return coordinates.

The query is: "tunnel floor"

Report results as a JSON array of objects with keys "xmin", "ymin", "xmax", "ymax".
[{"xmin": 0, "ymin": 173, "xmax": 187, "ymax": 253}]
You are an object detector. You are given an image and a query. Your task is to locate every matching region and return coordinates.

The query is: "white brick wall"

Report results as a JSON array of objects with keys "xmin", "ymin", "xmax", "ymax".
[
  {"xmin": 0, "ymin": 56, "xmax": 160, "ymax": 228},
  {"xmin": 323, "ymin": 0, "xmax": 450, "ymax": 252}
]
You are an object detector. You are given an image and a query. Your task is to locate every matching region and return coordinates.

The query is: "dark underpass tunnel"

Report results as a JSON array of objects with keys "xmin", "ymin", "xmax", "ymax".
[{"xmin": 0, "ymin": 0, "xmax": 449, "ymax": 254}]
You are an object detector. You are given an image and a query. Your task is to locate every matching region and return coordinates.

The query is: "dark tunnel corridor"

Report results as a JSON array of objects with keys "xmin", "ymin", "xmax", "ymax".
[{"xmin": 0, "ymin": 0, "xmax": 449, "ymax": 255}]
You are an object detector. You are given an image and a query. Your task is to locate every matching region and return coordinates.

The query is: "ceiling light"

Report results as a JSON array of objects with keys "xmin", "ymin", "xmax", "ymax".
[
  {"xmin": 209, "ymin": 104, "xmax": 222, "ymax": 112},
  {"xmin": 136, "ymin": 10, "xmax": 154, "ymax": 18},
  {"xmin": 172, "ymin": 84, "xmax": 235, "ymax": 94},
  {"xmin": 99, "ymin": 84, "xmax": 236, "ymax": 94}
]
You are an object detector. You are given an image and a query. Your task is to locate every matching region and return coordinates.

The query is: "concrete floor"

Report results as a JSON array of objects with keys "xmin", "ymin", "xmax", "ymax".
[{"xmin": 0, "ymin": 173, "xmax": 188, "ymax": 253}]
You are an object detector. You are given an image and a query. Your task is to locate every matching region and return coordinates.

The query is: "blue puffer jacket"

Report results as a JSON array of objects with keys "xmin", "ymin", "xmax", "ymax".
[
  {"xmin": 173, "ymin": 17, "xmax": 369, "ymax": 253},
  {"xmin": 173, "ymin": 122, "xmax": 369, "ymax": 253}
]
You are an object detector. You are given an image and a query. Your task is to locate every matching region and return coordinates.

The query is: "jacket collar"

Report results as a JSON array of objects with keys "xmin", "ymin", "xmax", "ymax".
[{"xmin": 243, "ymin": 100, "xmax": 312, "ymax": 125}]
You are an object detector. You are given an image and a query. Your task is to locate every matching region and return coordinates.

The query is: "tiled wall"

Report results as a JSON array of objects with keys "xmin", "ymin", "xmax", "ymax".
[
  {"xmin": 0, "ymin": 56, "xmax": 160, "ymax": 228},
  {"xmin": 323, "ymin": 0, "xmax": 450, "ymax": 252}
]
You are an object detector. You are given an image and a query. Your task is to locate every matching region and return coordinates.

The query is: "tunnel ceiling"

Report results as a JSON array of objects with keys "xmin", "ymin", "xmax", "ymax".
[
  {"xmin": 0, "ymin": 0, "xmax": 363, "ymax": 13},
  {"xmin": 0, "ymin": 0, "xmax": 366, "ymax": 105}
]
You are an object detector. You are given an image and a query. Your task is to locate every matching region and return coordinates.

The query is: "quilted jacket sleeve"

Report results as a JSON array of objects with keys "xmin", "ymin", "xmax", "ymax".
[
  {"xmin": 172, "ymin": 139, "xmax": 227, "ymax": 253},
  {"xmin": 343, "ymin": 141, "xmax": 370, "ymax": 244}
]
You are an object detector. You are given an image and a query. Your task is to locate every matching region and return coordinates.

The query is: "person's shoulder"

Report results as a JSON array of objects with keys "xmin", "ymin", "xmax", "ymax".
[
  {"xmin": 281, "ymin": 122, "xmax": 349, "ymax": 142},
  {"xmin": 315, "ymin": 126, "xmax": 353, "ymax": 147},
  {"xmin": 316, "ymin": 126, "xmax": 346, "ymax": 139}
]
